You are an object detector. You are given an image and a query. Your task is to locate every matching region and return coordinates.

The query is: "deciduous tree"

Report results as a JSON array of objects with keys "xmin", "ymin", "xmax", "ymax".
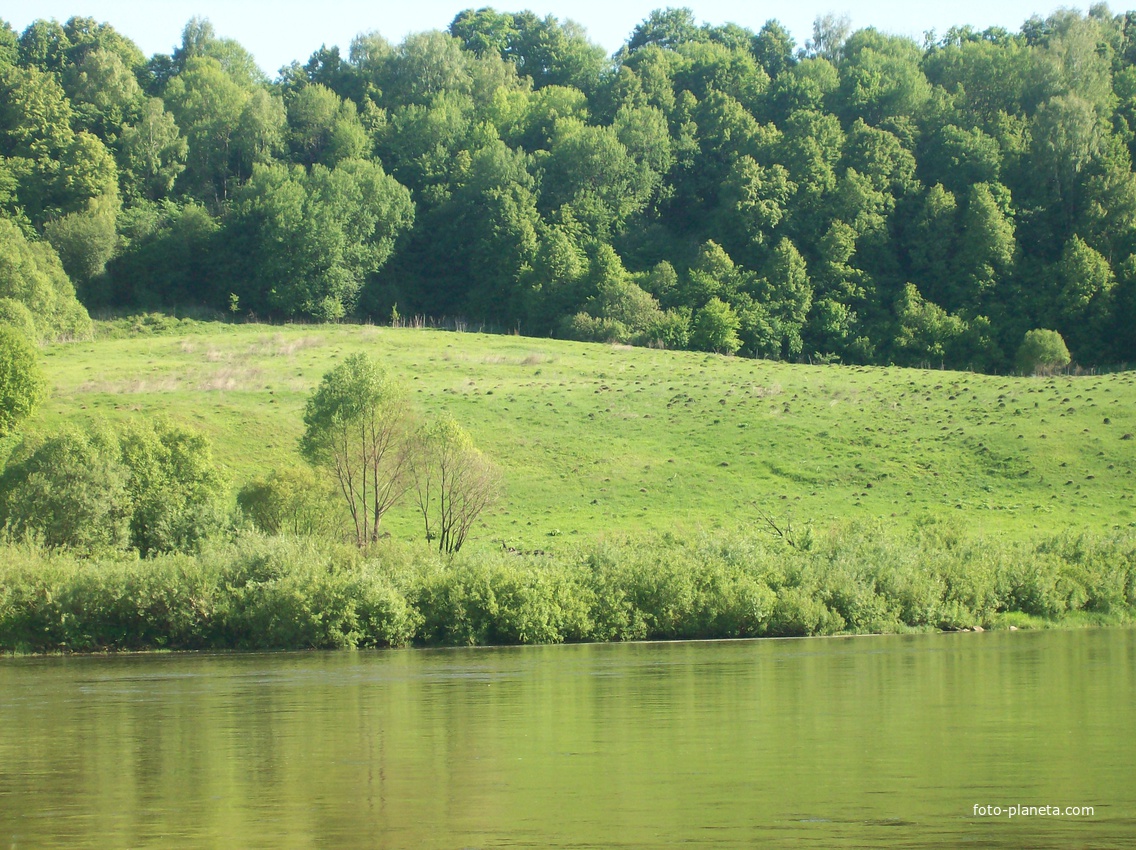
[{"xmin": 301, "ymin": 354, "xmax": 412, "ymax": 546}]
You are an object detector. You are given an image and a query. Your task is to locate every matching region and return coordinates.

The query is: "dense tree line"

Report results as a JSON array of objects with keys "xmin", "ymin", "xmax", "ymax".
[{"xmin": 3, "ymin": 7, "xmax": 1136, "ymax": 369}]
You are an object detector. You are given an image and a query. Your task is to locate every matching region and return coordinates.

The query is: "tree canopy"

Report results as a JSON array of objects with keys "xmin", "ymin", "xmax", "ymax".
[{"xmin": 5, "ymin": 7, "xmax": 1136, "ymax": 369}]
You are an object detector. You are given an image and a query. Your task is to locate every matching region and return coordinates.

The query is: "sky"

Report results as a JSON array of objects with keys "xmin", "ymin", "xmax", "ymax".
[{"xmin": 6, "ymin": 0, "xmax": 1078, "ymax": 75}]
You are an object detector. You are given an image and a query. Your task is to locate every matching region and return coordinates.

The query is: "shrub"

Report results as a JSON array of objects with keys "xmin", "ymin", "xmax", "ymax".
[
  {"xmin": 690, "ymin": 297, "xmax": 741, "ymax": 354},
  {"xmin": 0, "ymin": 325, "xmax": 46, "ymax": 440},
  {"xmin": 238, "ymin": 466, "xmax": 343, "ymax": 538},
  {"xmin": 1015, "ymin": 328, "xmax": 1071, "ymax": 375},
  {"xmin": 0, "ymin": 298, "xmax": 37, "ymax": 339}
]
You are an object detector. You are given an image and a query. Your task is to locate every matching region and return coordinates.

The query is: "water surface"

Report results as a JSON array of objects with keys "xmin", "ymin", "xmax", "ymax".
[{"xmin": 1, "ymin": 629, "xmax": 1133, "ymax": 848}]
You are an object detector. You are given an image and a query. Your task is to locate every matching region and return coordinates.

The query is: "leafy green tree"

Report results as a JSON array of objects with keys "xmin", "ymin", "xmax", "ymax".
[
  {"xmin": 301, "ymin": 354, "xmax": 412, "ymax": 546},
  {"xmin": 427, "ymin": 140, "xmax": 541, "ymax": 323},
  {"xmin": 171, "ymin": 17, "xmax": 265, "ymax": 88},
  {"xmin": 450, "ymin": 8, "xmax": 519, "ymax": 58},
  {"xmin": 0, "ymin": 425, "xmax": 131, "ymax": 553},
  {"xmin": 922, "ymin": 125, "xmax": 1002, "ymax": 197},
  {"xmin": 1015, "ymin": 328, "xmax": 1071, "ymax": 373},
  {"xmin": 43, "ymin": 194, "xmax": 118, "ymax": 293},
  {"xmin": 382, "ymin": 30, "xmax": 473, "ymax": 106},
  {"xmin": 410, "ymin": 414, "xmax": 501, "ymax": 554},
  {"xmin": 61, "ymin": 16, "xmax": 145, "ymax": 72},
  {"xmin": 521, "ymin": 221, "xmax": 588, "ymax": 331},
  {"xmin": 285, "ymin": 83, "xmax": 367, "ymax": 166},
  {"xmin": 1028, "ymin": 93, "xmax": 1103, "ymax": 241},
  {"xmin": 0, "ymin": 324, "xmax": 45, "ymax": 439},
  {"xmin": 0, "ymin": 64, "xmax": 117, "ymax": 223},
  {"xmin": 17, "ymin": 19, "xmax": 70, "ymax": 75},
  {"xmin": 843, "ymin": 120, "xmax": 918, "ymax": 197},
  {"xmin": 164, "ymin": 55, "xmax": 282, "ymax": 204},
  {"xmin": 751, "ymin": 20, "xmax": 796, "ymax": 79},
  {"xmin": 779, "ymin": 108, "xmax": 845, "ymax": 237},
  {"xmin": 835, "ymin": 29, "xmax": 931, "ymax": 125},
  {"xmin": 690, "ymin": 296, "xmax": 741, "ymax": 353},
  {"xmin": 118, "ymin": 418, "xmax": 228, "ymax": 556},
  {"xmin": 508, "ymin": 12, "xmax": 608, "ymax": 93},
  {"xmin": 892, "ymin": 283, "xmax": 968, "ymax": 366},
  {"xmin": 768, "ymin": 57, "xmax": 839, "ymax": 117},
  {"xmin": 102, "ymin": 200, "xmax": 221, "ymax": 308},
  {"xmin": 62, "ymin": 46, "xmax": 142, "ymax": 138},
  {"xmin": 905, "ymin": 183, "xmax": 957, "ymax": 307},
  {"xmin": 116, "ymin": 97, "xmax": 188, "ymax": 200},
  {"xmin": 232, "ymin": 159, "xmax": 413, "ymax": 319},
  {"xmin": 0, "ymin": 22, "xmax": 13, "ymax": 73},
  {"xmin": 954, "ymin": 183, "xmax": 1016, "ymax": 310},
  {"xmin": 0, "ymin": 217, "xmax": 92, "ymax": 340},
  {"xmin": 628, "ymin": 8, "xmax": 702, "ymax": 51},
  {"xmin": 682, "ymin": 239, "xmax": 747, "ymax": 305},
  {"xmin": 565, "ymin": 242, "xmax": 667, "ymax": 343},
  {"xmin": 1048, "ymin": 234, "xmax": 1115, "ymax": 359},
  {"xmin": 0, "ymin": 418, "xmax": 225, "ymax": 554},
  {"xmin": 757, "ymin": 237, "xmax": 813, "ymax": 358},
  {"xmin": 541, "ymin": 119, "xmax": 651, "ymax": 237},
  {"xmin": 0, "ymin": 297, "xmax": 36, "ymax": 338},
  {"xmin": 672, "ymin": 39, "xmax": 769, "ymax": 113}
]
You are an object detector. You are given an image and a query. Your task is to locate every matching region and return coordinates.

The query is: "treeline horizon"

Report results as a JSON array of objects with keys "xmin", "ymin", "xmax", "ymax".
[{"xmin": 3, "ymin": 6, "xmax": 1136, "ymax": 370}]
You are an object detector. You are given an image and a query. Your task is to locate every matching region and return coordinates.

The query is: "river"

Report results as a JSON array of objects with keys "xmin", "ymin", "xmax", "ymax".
[{"xmin": 1, "ymin": 628, "xmax": 1133, "ymax": 848}]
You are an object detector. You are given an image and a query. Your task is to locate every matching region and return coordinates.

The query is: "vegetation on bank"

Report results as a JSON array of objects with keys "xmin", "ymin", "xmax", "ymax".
[
  {"xmin": 2, "ymin": 523, "xmax": 1133, "ymax": 653},
  {"xmin": 4, "ymin": 8, "xmax": 1136, "ymax": 370},
  {"xmin": 3, "ymin": 321, "xmax": 1134, "ymax": 653}
]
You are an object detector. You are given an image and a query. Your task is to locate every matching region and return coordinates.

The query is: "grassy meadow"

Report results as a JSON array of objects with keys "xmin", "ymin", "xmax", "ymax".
[{"xmin": 27, "ymin": 318, "xmax": 1136, "ymax": 549}]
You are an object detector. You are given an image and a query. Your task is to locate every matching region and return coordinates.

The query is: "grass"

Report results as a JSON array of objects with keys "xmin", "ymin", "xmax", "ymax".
[{"xmin": 28, "ymin": 319, "xmax": 1136, "ymax": 550}]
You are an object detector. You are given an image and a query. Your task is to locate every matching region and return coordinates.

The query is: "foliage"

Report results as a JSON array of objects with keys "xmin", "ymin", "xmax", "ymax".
[
  {"xmin": 231, "ymin": 159, "xmax": 413, "ymax": 319},
  {"xmin": 0, "ymin": 218, "xmax": 92, "ymax": 340},
  {"xmin": 0, "ymin": 425, "xmax": 131, "ymax": 552},
  {"xmin": 411, "ymin": 414, "xmax": 502, "ymax": 554},
  {"xmin": 690, "ymin": 297, "xmax": 741, "ymax": 353},
  {"xmin": 237, "ymin": 465, "xmax": 342, "ymax": 538},
  {"xmin": 0, "ymin": 324, "xmax": 45, "ymax": 439},
  {"xmin": 9, "ymin": 7, "xmax": 1136, "ymax": 370},
  {"xmin": 1015, "ymin": 328, "xmax": 1072, "ymax": 374},
  {"xmin": 118, "ymin": 418, "xmax": 229, "ymax": 555},
  {"xmin": 0, "ymin": 418, "xmax": 227, "ymax": 555},
  {"xmin": 301, "ymin": 353, "xmax": 412, "ymax": 545},
  {"xmin": 2, "ymin": 525, "xmax": 1132, "ymax": 652}
]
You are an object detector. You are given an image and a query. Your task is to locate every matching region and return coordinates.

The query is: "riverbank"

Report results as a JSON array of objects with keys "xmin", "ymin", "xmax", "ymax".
[{"xmin": 3, "ymin": 523, "xmax": 1133, "ymax": 653}]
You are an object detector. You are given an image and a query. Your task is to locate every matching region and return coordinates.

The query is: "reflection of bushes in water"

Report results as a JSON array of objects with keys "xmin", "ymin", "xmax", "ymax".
[{"xmin": 1, "ymin": 525, "xmax": 1134, "ymax": 652}]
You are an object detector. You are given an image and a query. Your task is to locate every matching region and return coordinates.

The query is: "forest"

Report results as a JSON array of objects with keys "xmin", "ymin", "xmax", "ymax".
[{"xmin": 3, "ymin": 6, "xmax": 1136, "ymax": 370}]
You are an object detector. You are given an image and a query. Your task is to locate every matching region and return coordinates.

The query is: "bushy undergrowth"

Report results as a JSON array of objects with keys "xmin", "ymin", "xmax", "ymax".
[{"xmin": 2, "ymin": 525, "xmax": 1134, "ymax": 653}]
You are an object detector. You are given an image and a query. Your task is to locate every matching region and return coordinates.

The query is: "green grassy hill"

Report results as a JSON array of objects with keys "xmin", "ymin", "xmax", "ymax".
[{"xmin": 30, "ymin": 321, "xmax": 1136, "ymax": 548}]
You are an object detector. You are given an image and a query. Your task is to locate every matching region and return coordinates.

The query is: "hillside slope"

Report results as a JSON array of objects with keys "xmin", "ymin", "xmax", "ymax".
[{"xmin": 30, "ymin": 322, "xmax": 1136, "ymax": 547}]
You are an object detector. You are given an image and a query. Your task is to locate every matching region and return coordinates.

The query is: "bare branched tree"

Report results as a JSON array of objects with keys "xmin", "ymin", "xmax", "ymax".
[
  {"xmin": 754, "ymin": 505, "xmax": 810, "ymax": 549},
  {"xmin": 411, "ymin": 415, "xmax": 501, "ymax": 554}
]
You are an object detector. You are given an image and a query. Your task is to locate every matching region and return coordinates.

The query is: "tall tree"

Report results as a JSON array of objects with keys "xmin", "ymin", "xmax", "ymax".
[{"xmin": 301, "ymin": 353, "xmax": 412, "ymax": 547}]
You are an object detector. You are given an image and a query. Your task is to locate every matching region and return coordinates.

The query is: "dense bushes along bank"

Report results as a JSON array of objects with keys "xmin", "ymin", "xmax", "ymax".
[{"xmin": 2, "ymin": 523, "xmax": 1134, "ymax": 653}]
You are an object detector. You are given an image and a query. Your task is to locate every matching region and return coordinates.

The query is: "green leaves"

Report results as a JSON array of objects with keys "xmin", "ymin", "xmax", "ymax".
[
  {"xmin": 301, "ymin": 353, "xmax": 411, "ymax": 546},
  {"xmin": 0, "ymin": 418, "xmax": 225, "ymax": 555},
  {"xmin": 0, "ymin": 324, "xmax": 45, "ymax": 439},
  {"xmin": 233, "ymin": 159, "xmax": 413, "ymax": 319}
]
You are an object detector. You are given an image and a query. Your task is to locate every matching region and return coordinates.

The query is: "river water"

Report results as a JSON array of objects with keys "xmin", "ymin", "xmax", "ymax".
[{"xmin": 1, "ymin": 629, "xmax": 1133, "ymax": 848}]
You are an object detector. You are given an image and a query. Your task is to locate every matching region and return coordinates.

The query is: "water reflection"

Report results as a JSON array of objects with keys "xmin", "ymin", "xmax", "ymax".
[{"xmin": 1, "ymin": 630, "xmax": 1133, "ymax": 848}]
